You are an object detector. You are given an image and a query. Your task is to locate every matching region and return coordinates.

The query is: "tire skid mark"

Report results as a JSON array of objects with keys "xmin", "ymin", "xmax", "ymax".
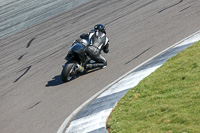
[
  {"xmin": 158, "ymin": 0, "xmax": 184, "ymax": 13},
  {"xmin": 18, "ymin": 53, "xmax": 28, "ymax": 60},
  {"xmin": 28, "ymin": 101, "xmax": 41, "ymax": 110},
  {"xmin": 179, "ymin": 5, "xmax": 193, "ymax": 12},
  {"xmin": 125, "ymin": 46, "xmax": 152, "ymax": 65},
  {"xmin": 14, "ymin": 65, "xmax": 32, "ymax": 83},
  {"xmin": 17, "ymin": 37, "xmax": 35, "ymax": 61},
  {"xmin": 26, "ymin": 37, "xmax": 35, "ymax": 48}
]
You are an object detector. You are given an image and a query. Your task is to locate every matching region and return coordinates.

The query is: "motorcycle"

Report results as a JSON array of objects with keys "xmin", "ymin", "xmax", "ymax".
[
  {"xmin": 61, "ymin": 39, "xmax": 92, "ymax": 82},
  {"xmin": 61, "ymin": 31, "xmax": 109, "ymax": 82}
]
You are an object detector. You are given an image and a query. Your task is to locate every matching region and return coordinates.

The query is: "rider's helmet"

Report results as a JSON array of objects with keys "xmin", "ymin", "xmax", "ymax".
[{"xmin": 94, "ymin": 24, "xmax": 106, "ymax": 34}]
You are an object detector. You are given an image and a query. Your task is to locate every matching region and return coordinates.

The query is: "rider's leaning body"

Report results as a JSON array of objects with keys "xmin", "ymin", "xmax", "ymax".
[
  {"xmin": 81, "ymin": 24, "xmax": 109, "ymax": 69},
  {"xmin": 67, "ymin": 24, "xmax": 110, "ymax": 69}
]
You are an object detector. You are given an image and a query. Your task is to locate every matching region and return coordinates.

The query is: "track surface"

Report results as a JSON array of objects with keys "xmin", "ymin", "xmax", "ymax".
[
  {"xmin": 0, "ymin": 0, "xmax": 91, "ymax": 39},
  {"xmin": 0, "ymin": 0, "xmax": 200, "ymax": 133}
]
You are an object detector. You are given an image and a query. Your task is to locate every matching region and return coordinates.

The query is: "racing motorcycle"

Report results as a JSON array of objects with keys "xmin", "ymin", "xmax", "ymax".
[
  {"xmin": 61, "ymin": 39, "xmax": 92, "ymax": 82},
  {"xmin": 61, "ymin": 30, "xmax": 109, "ymax": 82}
]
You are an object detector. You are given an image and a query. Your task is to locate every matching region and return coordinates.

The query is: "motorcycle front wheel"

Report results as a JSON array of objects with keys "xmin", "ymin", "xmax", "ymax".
[{"xmin": 61, "ymin": 63, "xmax": 75, "ymax": 82}]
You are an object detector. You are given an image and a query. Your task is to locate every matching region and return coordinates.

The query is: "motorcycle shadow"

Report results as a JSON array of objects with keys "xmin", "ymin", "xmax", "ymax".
[
  {"xmin": 45, "ymin": 68, "xmax": 102, "ymax": 87},
  {"xmin": 46, "ymin": 75, "xmax": 64, "ymax": 87}
]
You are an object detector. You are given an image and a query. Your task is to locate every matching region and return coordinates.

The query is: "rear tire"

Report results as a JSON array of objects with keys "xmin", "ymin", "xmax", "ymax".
[{"xmin": 61, "ymin": 63, "xmax": 75, "ymax": 82}]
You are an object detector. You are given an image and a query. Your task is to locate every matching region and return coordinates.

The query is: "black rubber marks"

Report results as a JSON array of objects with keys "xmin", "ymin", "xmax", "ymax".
[
  {"xmin": 18, "ymin": 53, "xmax": 28, "ymax": 60},
  {"xmin": 14, "ymin": 66, "xmax": 32, "ymax": 83},
  {"xmin": 158, "ymin": 0, "xmax": 184, "ymax": 13},
  {"xmin": 15, "ymin": 38, "xmax": 35, "ymax": 83},
  {"xmin": 28, "ymin": 101, "xmax": 41, "ymax": 110},
  {"xmin": 18, "ymin": 38, "xmax": 35, "ymax": 60},
  {"xmin": 179, "ymin": 5, "xmax": 193, "ymax": 12},
  {"xmin": 26, "ymin": 37, "xmax": 35, "ymax": 48},
  {"xmin": 125, "ymin": 46, "xmax": 152, "ymax": 65}
]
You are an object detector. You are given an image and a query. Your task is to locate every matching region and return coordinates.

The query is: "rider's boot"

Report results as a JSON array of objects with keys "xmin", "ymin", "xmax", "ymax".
[{"xmin": 86, "ymin": 63, "xmax": 106, "ymax": 69}]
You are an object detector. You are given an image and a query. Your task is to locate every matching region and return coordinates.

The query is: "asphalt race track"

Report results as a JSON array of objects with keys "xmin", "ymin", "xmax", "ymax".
[
  {"xmin": 0, "ymin": 0, "xmax": 91, "ymax": 39},
  {"xmin": 1, "ymin": 0, "xmax": 200, "ymax": 133}
]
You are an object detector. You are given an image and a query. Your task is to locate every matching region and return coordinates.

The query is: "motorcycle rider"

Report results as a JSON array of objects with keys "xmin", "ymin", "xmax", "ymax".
[
  {"xmin": 82, "ymin": 24, "xmax": 110, "ymax": 69},
  {"xmin": 66, "ymin": 24, "xmax": 109, "ymax": 70}
]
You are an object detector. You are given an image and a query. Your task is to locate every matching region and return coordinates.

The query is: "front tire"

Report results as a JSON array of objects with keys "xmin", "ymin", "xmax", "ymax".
[{"xmin": 61, "ymin": 63, "xmax": 75, "ymax": 82}]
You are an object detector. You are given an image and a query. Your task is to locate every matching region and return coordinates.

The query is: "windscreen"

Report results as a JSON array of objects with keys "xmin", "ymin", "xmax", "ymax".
[{"xmin": 70, "ymin": 43, "xmax": 84, "ymax": 53}]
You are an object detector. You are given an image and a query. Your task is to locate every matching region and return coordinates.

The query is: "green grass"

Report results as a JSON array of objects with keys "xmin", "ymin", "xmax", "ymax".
[{"xmin": 107, "ymin": 41, "xmax": 200, "ymax": 133}]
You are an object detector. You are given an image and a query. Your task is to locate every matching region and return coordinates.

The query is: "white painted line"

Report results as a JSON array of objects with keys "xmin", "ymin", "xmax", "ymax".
[{"xmin": 57, "ymin": 29, "xmax": 200, "ymax": 133}]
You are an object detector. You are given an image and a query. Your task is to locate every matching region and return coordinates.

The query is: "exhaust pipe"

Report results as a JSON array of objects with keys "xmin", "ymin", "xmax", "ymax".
[{"xmin": 76, "ymin": 64, "xmax": 84, "ymax": 72}]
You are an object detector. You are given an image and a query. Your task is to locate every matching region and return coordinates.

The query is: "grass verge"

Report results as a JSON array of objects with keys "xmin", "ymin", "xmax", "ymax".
[{"xmin": 107, "ymin": 41, "xmax": 200, "ymax": 133}]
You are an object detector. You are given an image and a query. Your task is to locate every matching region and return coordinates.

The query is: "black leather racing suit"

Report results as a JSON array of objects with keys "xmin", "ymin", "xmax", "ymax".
[{"xmin": 82, "ymin": 31, "xmax": 109, "ymax": 69}]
